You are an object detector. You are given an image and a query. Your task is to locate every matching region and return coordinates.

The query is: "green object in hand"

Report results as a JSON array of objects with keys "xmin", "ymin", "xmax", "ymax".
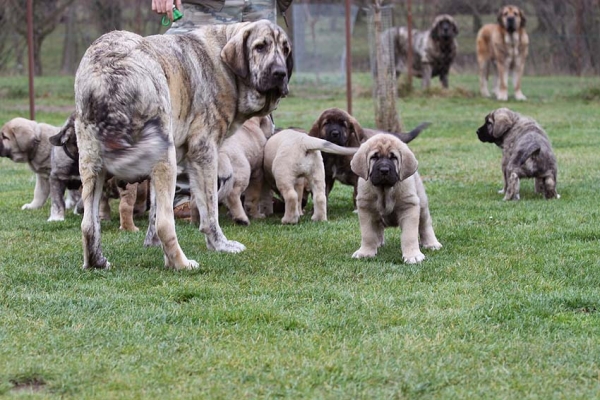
[{"xmin": 161, "ymin": 7, "xmax": 183, "ymax": 26}]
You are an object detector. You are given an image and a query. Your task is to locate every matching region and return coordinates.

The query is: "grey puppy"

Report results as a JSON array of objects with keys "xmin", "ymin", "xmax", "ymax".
[
  {"xmin": 383, "ymin": 14, "xmax": 459, "ymax": 89},
  {"xmin": 476, "ymin": 107, "xmax": 559, "ymax": 200},
  {"xmin": 74, "ymin": 20, "xmax": 292, "ymax": 269}
]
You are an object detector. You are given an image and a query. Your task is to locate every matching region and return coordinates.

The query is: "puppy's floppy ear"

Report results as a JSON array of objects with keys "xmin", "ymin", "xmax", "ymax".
[
  {"xmin": 398, "ymin": 143, "xmax": 419, "ymax": 181},
  {"xmin": 308, "ymin": 113, "xmax": 325, "ymax": 138},
  {"xmin": 350, "ymin": 142, "xmax": 370, "ymax": 181},
  {"xmin": 451, "ymin": 18, "xmax": 459, "ymax": 36},
  {"xmin": 221, "ymin": 24, "xmax": 252, "ymax": 79},
  {"xmin": 497, "ymin": 7, "xmax": 505, "ymax": 26},
  {"xmin": 347, "ymin": 113, "xmax": 366, "ymax": 144},
  {"xmin": 285, "ymin": 46, "xmax": 294, "ymax": 81},
  {"xmin": 519, "ymin": 9, "xmax": 527, "ymax": 28},
  {"xmin": 13, "ymin": 120, "xmax": 37, "ymax": 153},
  {"xmin": 490, "ymin": 108, "xmax": 517, "ymax": 139},
  {"xmin": 50, "ymin": 113, "xmax": 76, "ymax": 146},
  {"xmin": 430, "ymin": 20, "xmax": 440, "ymax": 40}
]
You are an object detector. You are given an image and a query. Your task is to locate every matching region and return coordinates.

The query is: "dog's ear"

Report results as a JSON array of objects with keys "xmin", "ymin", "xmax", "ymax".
[
  {"xmin": 347, "ymin": 113, "xmax": 366, "ymax": 144},
  {"xmin": 50, "ymin": 113, "xmax": 76, "ymax": 146},
  {"xmin": 285, "ymin": 46, "xmax": 294, "ymax": 81},
  {"xmin": 308, "ymin": 114, "xmax": 324, "ymax": 138},
  {"xmin": 430, "ymin": 21, "xmax": 439, "ymax": 40},
  {"xmin": 350, "ymin": 143, "xmax": 370, "ymax": 181},
  {"xmin": 452, "ymin": 19, "xmax": 459, "ymax": 36},
  {"xmin": 221, "ymin": 24, "xmax": 252, "ymax": 79},
  {"xmin": 398, "ymin": 143, "xmax": 419, "ymax": 181},
  {"xmin": 519, "ymin": 9, "xmax": 527, "ymax": 28},
  {"xmin": 496, "ymin": 7, "xmax": 504, "ymax": 26},
  {"xmin": 13, "ymin": 119, "xmax": 37, "ymax": 153},
  {"xmin": 491, "ymin": 108, "xmax": 517, "ymax": 139}
]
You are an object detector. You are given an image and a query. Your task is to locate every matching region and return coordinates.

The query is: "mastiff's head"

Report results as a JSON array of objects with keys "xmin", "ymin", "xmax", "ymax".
[
  {"xmin": 351, "ymin": 134, "xmax": 418, "ymax": 188},
  {"xmin": 476, "ymin": 107, "xmax": 520, "ymax": 145},
  {"xmin": 430, "ymin": 14, "xmax": 459, "ymax": 41},
  {"xmin": 497, "ymin": 5, "xmax": 526, "ymax": 34},
  {"xmin": 308, "ymin": 107, "xmax": 364, "ymax": 147},
  {"xmin": 0, "ymin": 117, "xmax": 39, "ymax": 163},
  {"xmin": 222, "ymin": 20, "xmax": 293, "ymax": 102}
]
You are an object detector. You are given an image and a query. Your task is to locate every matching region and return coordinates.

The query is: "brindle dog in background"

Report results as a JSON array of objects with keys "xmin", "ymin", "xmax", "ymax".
[
  {"xmin": 74, "ymin": 20, "xmax": 292, "ymax": 269},
  {"xmin": 308, "ymin": 107, "xmax": 429, "ymax": 208},
  {"xmin": 383, "ymin": 14, "xmax": 459, "ymax": 89},
  {"xmin": 476, "ymin": 107, "xmax": 559, "ymax": 201}
]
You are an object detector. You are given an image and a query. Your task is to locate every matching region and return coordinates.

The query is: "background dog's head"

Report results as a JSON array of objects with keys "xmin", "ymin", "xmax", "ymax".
[
  {"xmin": 351, "ymin": 134, "xmax": 418, "ymax": 187},
  {"xmin": 309, "ymin": 108, "xmax": 364, "ymax": 147},
  {"xmin": 477, "ymin": 107, "xmax": 520, "ymax": 144},
  {"xmin": 430, "ymin": 14, "xmax": 459, "ymax": 41},
  {"xmin": 221, "ymin": 20, "xmax": 293, "ymax": 99},
  {"xmin": 497, "ymin": 5, "xmax": 526, "ymax": 33},
  {"xmin": 0, "ymin": 117, "xmax": 39, "ymax": 163}
]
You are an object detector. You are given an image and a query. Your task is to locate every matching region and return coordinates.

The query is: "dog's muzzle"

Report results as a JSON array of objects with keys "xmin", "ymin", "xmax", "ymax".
[
  {"xmin": 476, "ymin": 124, "xmax": 494, "ymax": 143},
  {"xmin": 505, "ymin": 17, "xmax": 517, "ymax": 33},
  {"xmin": 260, "ymin": 64, "xmax": 289, "ymax": 97},
  {"xmin": 326, "ymin": 126, "xmax": 347, "ymax": 146},
  {"xmin": 370, "ymin": 159, "xmax": 400, "ymax": 187}
]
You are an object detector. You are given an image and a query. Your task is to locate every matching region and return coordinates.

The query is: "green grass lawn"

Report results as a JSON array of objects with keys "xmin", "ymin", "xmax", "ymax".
[{"xmin": 1, "ymin": 73, "xmax": 600, "ymax": 398}]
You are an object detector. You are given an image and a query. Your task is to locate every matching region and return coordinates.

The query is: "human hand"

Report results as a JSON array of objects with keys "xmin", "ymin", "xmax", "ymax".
[{"xmin": 152, "ymin": 0, "xmax": 182, "ymax": 21}]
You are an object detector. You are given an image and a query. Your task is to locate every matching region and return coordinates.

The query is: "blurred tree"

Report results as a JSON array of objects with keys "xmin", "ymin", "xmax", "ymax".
[{"xmin": 6, "ymin": 0, "xmax": 77, "ymax": 76}]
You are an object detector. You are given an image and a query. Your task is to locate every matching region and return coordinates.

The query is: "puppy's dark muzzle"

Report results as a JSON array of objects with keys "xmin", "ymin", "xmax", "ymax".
[
  {"xmin": 370, "ymin": 159, "xmax": 399, "ymax": 187},
  {"xmin": 326, "ymin": 128, "xmax": 346, "ymax": 146},
  {"xmin": 0, "ymin": 141, "xmax": 6, "ymax": 157},
  {"xmin": 506, "ymin": 17, "xmax": 517, "ymax": 33},
  {"xmin": 476, "ymin": 124, "xmax": 494, "ymax": 143}
]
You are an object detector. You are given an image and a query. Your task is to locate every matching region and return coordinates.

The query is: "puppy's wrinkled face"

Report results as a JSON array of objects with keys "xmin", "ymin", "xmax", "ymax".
[
  {"xmin": 368, "ymin": 148, "xmax": 401, "ymax": 187},
  {"xmin": 0, "ymin": 120, "xmax": 28, "ymax": 162},
  {"xmin": 476, "ymin": 113, "xmax": 496, "ymax": 143},
  {"xmin": 0, "ymin": 123, "xmax": 11, "ymax": 158},
  {"xmin": 498, "ymin": 5, "xmax": 525, "ymax": 33},
  {"xmin": 247, "ymin": 21, "xmax": 293, "ymax": 98},
  {"xmin": 322, "ymin": 116, "xmax": 351, "ymax": 146}
]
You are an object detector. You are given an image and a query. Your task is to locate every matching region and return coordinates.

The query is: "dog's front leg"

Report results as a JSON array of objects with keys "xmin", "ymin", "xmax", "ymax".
[
  {"xmin": 48, "ymin": 174, "xmax": 66, "ymax": 221},
  {"xmin": 512, "ymin": 62, "xmax": 527, "ymax": 101},
  {"xmin": 399, "ymin": 203, "xmax": 425, "ymax": 264},
  {"xmin": 421, "ymin": 62, "xmax": 432, "ymax": 90},
  {"xmin": 503, "ymin": 170, "xmax": 521, "ymax": 201},
  {"xmin": 22, "ymin": 174, "xmax": 50, "ymax": 209},
  {"xmin": 352, "ymin": 208, "xmax": 382, "ymax": 258},
  {"xmin": 189, "ymin": 141, "xmax": 245, "ymax": 252},
  {"xmin": 495, "ymin": 61, "xmax": 509, "ymax": 101}
]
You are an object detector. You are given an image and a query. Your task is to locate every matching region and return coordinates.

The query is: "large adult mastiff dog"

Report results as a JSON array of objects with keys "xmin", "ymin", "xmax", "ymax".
[
  {"xmin": 74, "ymin": 20, "xmax": 292, "ymax": 270},
  {"xmin": 476, "ymin": 108, "xmax": 559, "ymax": 201}
]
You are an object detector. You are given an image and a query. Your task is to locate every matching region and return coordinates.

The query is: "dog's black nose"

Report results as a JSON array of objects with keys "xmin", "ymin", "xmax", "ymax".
[
  {"xmin": 272, "ymin": 66, "xmax": 287, "ymax": 81},
  {"xmin": 330, "ymin": 130, "xmax": 340, "ymax": 139},
  {"xmin": 379, "ymin": 166, "xmax": 390, "ymax": 175}
]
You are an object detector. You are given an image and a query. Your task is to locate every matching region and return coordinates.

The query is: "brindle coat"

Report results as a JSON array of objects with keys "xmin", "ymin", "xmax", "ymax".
[
  {"xmin": 476, "ymin": 108, "xmax": 559, "ymax": 201},
  {"xmin": 74, "ymin": 20, "xmax": 292, "ymax": 269},
  {"xmin": 350, "ymin": 134, "xmax": 442, "ymax": 264}
]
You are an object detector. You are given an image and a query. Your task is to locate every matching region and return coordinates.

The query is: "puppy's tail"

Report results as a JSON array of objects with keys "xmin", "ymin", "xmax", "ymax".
[
  {"xmin": 391, "ymin": 122, "xmax": 431, "ymax": 144},
  {"xmin": 514, "ymin": 141, "xmax": 542, "ymax": 166},
  {"xmin": 301, "ymin": 136, "xmax": 358, "ymax": 156}
]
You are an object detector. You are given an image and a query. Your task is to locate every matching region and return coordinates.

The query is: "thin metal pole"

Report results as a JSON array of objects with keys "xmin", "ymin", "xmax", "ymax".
[
  {"xmin": 406, "ymin": 0, "xmax": 413, "ymax": 90},
  {"xmin": 345, "ymin": 0, "xmax": 352, "ymax": 115},
  {"xmin": 27, "ymin": 0, "xmax": 35, "ymax": 120}
]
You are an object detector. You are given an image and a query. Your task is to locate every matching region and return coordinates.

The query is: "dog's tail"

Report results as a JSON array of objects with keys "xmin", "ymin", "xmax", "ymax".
[
  {"xmin": 514, "ymin": 141, "xmax": 542, "ymax": 166},
  {"xmin": 301, "ymin": 135, "xmax": 358, "ymax": 156},
  {"xmin": 391, "ymin": 122, "xmax": 431, "ymax": 144}
]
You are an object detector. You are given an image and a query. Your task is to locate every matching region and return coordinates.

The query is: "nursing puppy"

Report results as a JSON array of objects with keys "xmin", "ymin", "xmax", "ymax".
[
  {"xmin": 476, "ymin": 5, "xmax": 529, "ymax": 101},
  {"xmin": 74, "ymin": 20, "xmax": 292, "ymax": 269},
  {"xmin": 217, "ymin": 116, "xmax": 274, "ymax": 225},
  {"xmin": 263, "ymin": 129, "xmax": 358, "ymax": 224},
  {"xmin": 308, "ymin": 107, "xmax": 429, "ymax": 206},
  {"xmin": 0, "ymin": 117, "xmax": 80, "ymax": 213},
  {"xmin": 384, "ymin": 14, "xmax": 459, "ymax": 89},
  {"xmin": 476, "ymin": 108, "xmax": 559, "ymax": 200},
  {"xmin": 351, "ymin": 134, "xmax": 442, "ymax": 263}
]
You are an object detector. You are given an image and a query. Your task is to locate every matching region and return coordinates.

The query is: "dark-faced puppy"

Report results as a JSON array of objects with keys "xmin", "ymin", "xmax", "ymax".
[
  {"xmin": 74, "ymin": 20, "xmax": 292, "ymax": 269},
  {"xmin": 308, "ymin": 107, "xmax": 429, "ymax": 207},
  {"xmin": 383, "ymin": 14, "xmax": 459, "ymax": 89},
  {"xmin": 350, "ymin": 134, "xmax": 441, "ymax": 263},
  {"xmin": 477, "ymin": 5, "xmax": 529, "ymax": 101},
  {"xmin": 477, "ymin": 107, "xmax": 559, "ymax": 200}
]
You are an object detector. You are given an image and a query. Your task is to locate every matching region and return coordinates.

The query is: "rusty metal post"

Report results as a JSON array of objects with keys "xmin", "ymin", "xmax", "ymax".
[
  {"xmin": 406, "ymin": 0, "xmax": 413, "ymax": 90},
  {"xmin": 345, "ymin": 0, "xmax": 352, "ymax": 115},
  {"xmin": 27, "ymin": 0, "xmax": 35, "ymax": 120}
]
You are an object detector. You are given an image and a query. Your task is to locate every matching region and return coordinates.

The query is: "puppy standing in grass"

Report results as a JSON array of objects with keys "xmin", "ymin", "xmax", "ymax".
[
  {"xmin": 350, "ymin": 134, "xmax": 441, "ymax": 263},
  {"xmin": 477, "ymin": 108, "xmax": 559, "ymax": 201}
]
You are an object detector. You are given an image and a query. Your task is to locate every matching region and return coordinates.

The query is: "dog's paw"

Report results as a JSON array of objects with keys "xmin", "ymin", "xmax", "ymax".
[
  {"xmin": 514, "ymin": 91, "xmax": 527, "ymax": 101},
  {"xmin": 21, "ymin": 202, "xmax": 41, "ymax": 210},
  {"xmin": 352, "ymin": 248, "xmax": 377, "ymax": 259},
  {"xmin": 403, "ymin": 251, "xmax": 425, "ymax": 264},
  {"xmin": 496, "ymin": 91, "xmax": 508, "ymax": 101},
  {"xmin": 171, "ymin": 259, "xmax": 199, "ymax": 271},
  {"xmin": 497, "ymin": 188, "xmax": 505, "ymax": 194},
  {"xmin": 120, "ymin": 225, "xmax": 140, "ymax": 232},
  {"xmin": 47, "ymin": 215, "xmax": 65, "ymax": 222},
  {"xmin": 422, "ymin": 241, "xmax": 442, "ymax": 251},
  {"xmin": 281, "ymin": 216, "xmax": 299, "ymax": 224},
  {"xmin": 210, "ymin": 239, "xmax": 246, "ymax": 253},
  {"xmin": 83, "ymin": 258, "xmax": 111, "ymax": 270},
  {"xmin": 233, "ymin": 218, "xmax": 250, "ymax": 226}
]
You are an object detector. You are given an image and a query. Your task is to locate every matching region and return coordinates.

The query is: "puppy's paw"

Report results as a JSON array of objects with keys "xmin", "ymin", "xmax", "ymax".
[
  {"xmin": 281, "ymin": 215, "xmax": 299, "ymax": 224},
  {"xmin": 21, "ymin": 202, "xmax": 41, "ymax": 210},
  {"xmin": 47, "ymin": 215, "xmax": 65, "ymax": 222},
  {"xmin": 422, "ymin": 241, "xmax": 442, "ymax": 250},
  {"xmin": 403, "ymin": 251, "xmax": 425, "ymax": 264},
  {"xmin": 120, "ymin": 225, "xmax": 140, "ymax": 232},
  {"xmin": 210, "ymin": 239, "xmax": 246, "ymax": 253},
  {"xmin": 352, "ymin": 248, "xmax": 377, "ymax": 259},
  {"xmin": 497, "ymin": 188, "xmax": 505, "ymax": 194},
  {"xmin": 171, "ymin": 259, "xmax": 199, "ymax": 271}
]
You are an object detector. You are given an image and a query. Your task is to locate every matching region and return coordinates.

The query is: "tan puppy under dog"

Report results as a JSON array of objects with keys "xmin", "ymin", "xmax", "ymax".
[
  {"xmin": 476, "ymin": 107, "xmax": 559, "ymax": 201},
  {"xmin": 263, "ymin": 129, "xmax": 358, "ymax": 224},
  {"xmin": 217, "ymin": 116, "xmax": 274, "ymax": 225},
  {"xmin": 350, "ymin": 134, "xmax": 441, "ymax": 263},
  {"xmin": 476, "ymin": 5, "xmax": 529, "ymax": 101}
]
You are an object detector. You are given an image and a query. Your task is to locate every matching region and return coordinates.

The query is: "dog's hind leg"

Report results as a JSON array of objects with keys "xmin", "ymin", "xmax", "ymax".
[{"xmin": 80, "ymin": 167, "xmax": 110, "ymax": 269}]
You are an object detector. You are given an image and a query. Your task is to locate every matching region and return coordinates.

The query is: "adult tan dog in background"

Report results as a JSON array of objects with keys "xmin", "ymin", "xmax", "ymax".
[
  {"xmin": 1, "ymin": 117, "xmax": 80, "ymax": 213},
  {"xmin": 309, "ymin": 107, "xmax": 429, "ymax": 207},
  {"xmin": 75, "ymin": 20, "xmax": 292, "ymax": 269},
  {"xmin": 384, "ymin": 14, "xmax": 459, "ymax": 89},
  {"xmin": 216, "ymin": 116, "xmax": 274, "ymax": 226},
  {"xmin": 476, "ymin": 107, "xmax": 559, "ymax": 200},
  {"xmin": 263, "ymin": 129, "xmax": 358, "ymax": 224},
  {"xmin": 350, "ymin": 135, "xmax": 442, "ymax": 263},
  {"xmin": 477, "ymin": 5, "xmax": 529, "ymax": 101}
]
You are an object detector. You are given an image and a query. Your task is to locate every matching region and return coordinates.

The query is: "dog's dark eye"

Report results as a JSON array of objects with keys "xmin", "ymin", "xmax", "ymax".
[
  {"xmin": 255, "ymin": 43, "xmax": 267, "ymax": 53},
  {"xmin": 282, "ymin": 44, "xmax": 290, "ymax": 56},
  {"xmin": 389, "ymin": 153, "xmax": 397, "ymax": 160},
  {"xmin": 370, "ymin": 153, "xmax": 380, "ymax": 161}
]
